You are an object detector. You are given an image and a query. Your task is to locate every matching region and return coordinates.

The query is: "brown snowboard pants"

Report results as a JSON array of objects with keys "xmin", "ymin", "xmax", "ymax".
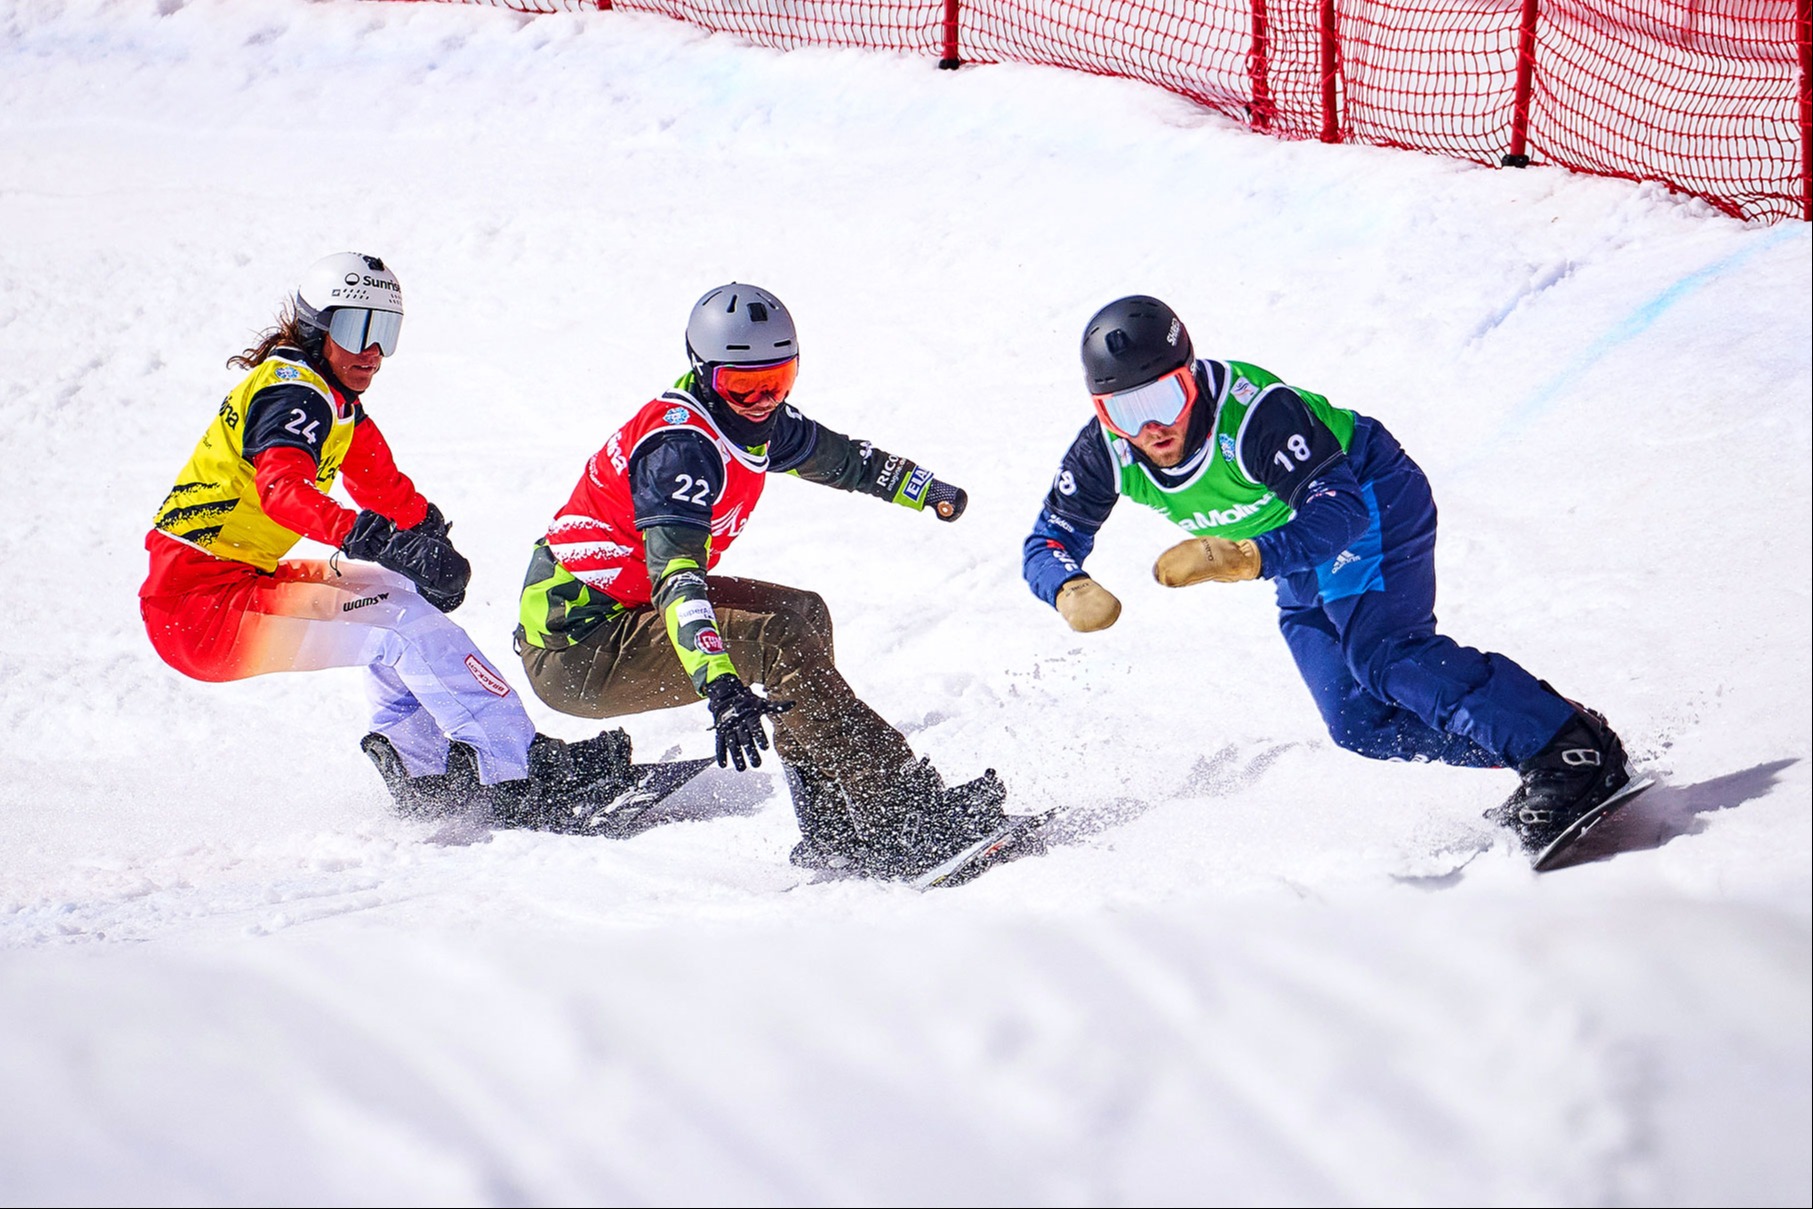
[{"xmin": 518, "ymin": 577, "xmax": 920, "ymax": 835}]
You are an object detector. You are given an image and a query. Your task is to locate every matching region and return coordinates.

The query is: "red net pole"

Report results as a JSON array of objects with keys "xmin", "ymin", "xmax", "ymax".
[
  {"xmin": 1800, "ymin": 0, "xmax": 1811, "ymax": 220},
  {"xmin": 1504, "ymin": 0, "xmax": 1540, "ymax": 167},
  {"xmin": 1249, "ymin": 0, "xmax": 1274, "ymax": 133},
  {"xmin": 1318, "ymin": 0, "xmax": 1339, "ymax": 143},
  {"xmin": 939, "ymin": 0, "xmax": 961, "ymax": 68}
]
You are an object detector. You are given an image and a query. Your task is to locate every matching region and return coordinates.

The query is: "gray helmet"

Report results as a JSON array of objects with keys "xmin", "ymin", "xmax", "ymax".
[{"xmin": 685, "ymin": 283, "xmax": 798, "ymax": 369}]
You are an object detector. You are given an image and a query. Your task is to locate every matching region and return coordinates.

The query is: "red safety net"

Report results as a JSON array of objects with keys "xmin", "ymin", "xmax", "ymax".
[
  {"xmin": 1338, "ymin": 0, "xmax": 1526, "ymax": 162},
  {"xmin": 385, "ymin": 0, "xmax": 1813, "ymax": 222},
  {"xmin": 1523, "ymin": 0, "xmax": 1807, "ymax": 221},
  {"xmin": 617, "ymin": 0, "xmax": 943, "ymax": 54},
  {"xmin": 954, "ymin": 0, "xmax": 1255, "ymax": 125},
  {"xmin": 429, "ymin": 0, "xmax": 945, "ymax": 51}
]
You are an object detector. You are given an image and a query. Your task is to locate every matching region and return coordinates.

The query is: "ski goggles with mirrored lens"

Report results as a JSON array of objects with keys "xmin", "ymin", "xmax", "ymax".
[
  {"xmin": 326, "ymin": 307, "xmax": 404, "ymax": 357},
  {"xmin": 1091, "ymin": 365, "xmax": 1195, "ymax": 438},
  {"xmin": 711, "ymin": 356, "xmax": 799, "ymax": 404}
]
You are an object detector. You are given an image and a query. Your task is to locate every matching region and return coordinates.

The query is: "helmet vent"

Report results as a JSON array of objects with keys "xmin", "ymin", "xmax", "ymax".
[
  {"xmin": 1105, "ymin": 329, "xmax": 1129, "ymax": 355},
  {"xmin": 747, "ymin": 302, "xmax": 769, "ymax": 323}
]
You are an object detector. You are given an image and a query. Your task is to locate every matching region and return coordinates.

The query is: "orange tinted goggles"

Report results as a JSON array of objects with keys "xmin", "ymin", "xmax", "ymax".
[{"xmin": 711, "ymin": 357, "xmax": 799, "ymax": 404}]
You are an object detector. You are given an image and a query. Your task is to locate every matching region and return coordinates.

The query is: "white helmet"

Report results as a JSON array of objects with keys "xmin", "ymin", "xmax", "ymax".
[{"xmin": 296, "ymin": 252, "xmax": 405, "ymax": 355}]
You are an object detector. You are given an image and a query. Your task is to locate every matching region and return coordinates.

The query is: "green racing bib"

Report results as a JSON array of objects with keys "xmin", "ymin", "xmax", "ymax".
[{"xmin": 1109, "ymin": 360, "xmax": 1357, "ymax": 540}]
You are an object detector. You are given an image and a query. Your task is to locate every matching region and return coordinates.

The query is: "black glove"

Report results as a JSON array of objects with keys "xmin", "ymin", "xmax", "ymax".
[
  {"xmin": 411, "ymin": 501, "xmax": 453, "ymax": 542},
  {"xmin": 925, "ymin": 479, "xmax": 967, "ymax": 522},
  {"xmin": 406, "ymin": 503, "xmax": 467, "ymax": 612},
  {"xmin": 340, "ymin": 509, "xmax": 397, "ymax": 562},
  {"xmin": 386, "ymin": 527, "xmax": 471, "ymax": 612},
  {"xmin": 417, "ymin": 577, "xmax": 467, "ymax": 615},
  {"xmin": 340, "ymin": 508, "xmax": 472, "ymax": 612},
  {"xmin": 704, "ymin": 674, "xmax": 795, "ymax": 771}
]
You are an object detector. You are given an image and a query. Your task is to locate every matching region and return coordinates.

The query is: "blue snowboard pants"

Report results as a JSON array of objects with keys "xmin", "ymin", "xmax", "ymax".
[{"xmin": 1273, "ymin": 451, "xmax": 1572, "ymax": 769}]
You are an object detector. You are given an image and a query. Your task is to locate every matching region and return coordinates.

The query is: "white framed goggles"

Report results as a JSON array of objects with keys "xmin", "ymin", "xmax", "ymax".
[
  {"xmin": 326, "ymin": 307, "xmax": 403, "ymax": 356},
  {"xmin": 1092, "ymin": 365, "xmax": 1194, "ymax": 438}
]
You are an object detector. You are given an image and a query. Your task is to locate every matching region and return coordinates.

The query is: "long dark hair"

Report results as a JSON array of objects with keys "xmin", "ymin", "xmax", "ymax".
[{"xmin": 227, "ymin": 301, "xmax": 322, "ymax": 371}]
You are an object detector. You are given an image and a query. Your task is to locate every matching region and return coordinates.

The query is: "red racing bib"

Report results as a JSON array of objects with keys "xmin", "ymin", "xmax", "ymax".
[{"xmin": 544, "ymin": 391, "xmax": 769, "ymax": 607}]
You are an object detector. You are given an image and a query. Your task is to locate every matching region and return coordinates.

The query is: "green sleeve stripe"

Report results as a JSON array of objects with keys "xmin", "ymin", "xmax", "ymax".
[
  {"xmin": 662, "ymin": 596, "xmax": 737, "ymax": 694},
  {"xmin": 890, "ymin": 464, "xmax": 935, "ymax": 511}
]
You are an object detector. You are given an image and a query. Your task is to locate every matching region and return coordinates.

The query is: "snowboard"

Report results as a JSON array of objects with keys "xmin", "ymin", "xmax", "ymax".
[
  {"xmin": 908, "ymin": 807, "xmax": 1062, "ymax": 891},
  {"xmin": 1529, "ymin": 775, "xmax": 1657, "ymax": 871},
  {"xmin": 510, "ymin": 756, "xmax": 719, "ymax": 836}
]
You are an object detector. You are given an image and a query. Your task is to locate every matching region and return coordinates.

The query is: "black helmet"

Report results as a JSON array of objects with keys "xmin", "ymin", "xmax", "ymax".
[{"xmin": 1080, "ymin": 296, "xmax": 1192, "ymax": 394}]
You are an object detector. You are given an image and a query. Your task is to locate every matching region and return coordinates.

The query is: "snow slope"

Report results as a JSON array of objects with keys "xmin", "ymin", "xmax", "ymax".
[{"xmin": 1, "ymin": 0, "xmax": 1808, "ymax": 1203}]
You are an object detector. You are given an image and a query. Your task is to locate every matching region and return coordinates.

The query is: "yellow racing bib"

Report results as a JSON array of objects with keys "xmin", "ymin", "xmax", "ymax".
[{"xmin": 152, "ymin": 351, "xmax": 356, "ymax": 571}]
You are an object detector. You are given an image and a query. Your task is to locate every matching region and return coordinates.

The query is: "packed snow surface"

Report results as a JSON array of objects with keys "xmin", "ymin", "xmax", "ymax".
[{"xmin": 1, "ymin": 0, "xmax": 1809, "ymax": 1203}]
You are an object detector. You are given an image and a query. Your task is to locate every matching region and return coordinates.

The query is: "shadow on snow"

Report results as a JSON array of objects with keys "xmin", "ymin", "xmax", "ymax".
[{"xmin": 1545, "ymin": 756, "xmax": 1799, "ymax": 871}]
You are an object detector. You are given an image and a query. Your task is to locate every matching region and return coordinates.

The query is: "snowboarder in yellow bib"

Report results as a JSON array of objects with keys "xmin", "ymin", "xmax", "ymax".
[{"xmin": 142, "ymin": 252, "xmax": 633, "ymax": 828}]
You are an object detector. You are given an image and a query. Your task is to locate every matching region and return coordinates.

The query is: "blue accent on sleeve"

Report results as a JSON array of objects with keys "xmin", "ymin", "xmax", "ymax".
[
  {"xmin": 1252, "ymin": 457, "xmax": 1370, "ymax": 577},
  {"xmin": 1022, "ymin": 419, "xmax": 1118, "ymax": 606},
  {"xmin": 1311, "ymin": 483, "xmax": 1385, "ymax": 600}
]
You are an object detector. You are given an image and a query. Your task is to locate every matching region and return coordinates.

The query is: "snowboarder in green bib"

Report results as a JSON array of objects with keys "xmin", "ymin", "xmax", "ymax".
[{"xmin": 1021, "ymin": 296, "xmax": 1639, "ymax": 863}]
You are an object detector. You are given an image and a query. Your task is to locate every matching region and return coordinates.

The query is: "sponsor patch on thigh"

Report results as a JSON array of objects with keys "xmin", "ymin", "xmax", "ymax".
[{"xmin": 465, "ymin": 653, "xmax": 513, "ymax": 697}]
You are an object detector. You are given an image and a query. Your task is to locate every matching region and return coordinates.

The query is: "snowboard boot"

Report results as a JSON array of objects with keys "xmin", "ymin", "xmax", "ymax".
[
  {"xmin": 564, "ymin": 727, "xmax": 636, "ymax": 791},
  {"xmin": 859, "ymin": 759, "xmax": 1012, "ymax": 881},
  {"xmin": 784, "ymin": 763, "xmax": 867, "ymax": 874},
  {"xmin": 481, "ymin": 730, "xmax": 639, "ymax": 832},
  {"xmin": 360, "ymin": 733, "xmax": 478, "ymax": 817},
  {"xmin": 1493, "ymin": 706, "xmax": 1633, "ymax": 857}
]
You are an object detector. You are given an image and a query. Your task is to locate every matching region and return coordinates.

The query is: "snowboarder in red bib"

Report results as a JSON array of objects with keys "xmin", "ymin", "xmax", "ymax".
[
  {"xmin": 516, "ymin": 283, "xmax": 1012, "ymax": 878},
  {"xmin": 1022, "ymin": 296, "xmax": 1641, "ymax": 865},
  {"xmin": 141, "ymin": 252, "xmax": 631, "ymax": 827}
]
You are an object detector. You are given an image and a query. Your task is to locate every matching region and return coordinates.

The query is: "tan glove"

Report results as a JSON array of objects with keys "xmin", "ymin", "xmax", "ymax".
[
  {"xmin": 1055, "ymin": 577, "xmax": 1122, "ymax": 632},
  {"xmin": 1154, "ymin": 536, "xmax": 1263, "ymax": 586}
]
